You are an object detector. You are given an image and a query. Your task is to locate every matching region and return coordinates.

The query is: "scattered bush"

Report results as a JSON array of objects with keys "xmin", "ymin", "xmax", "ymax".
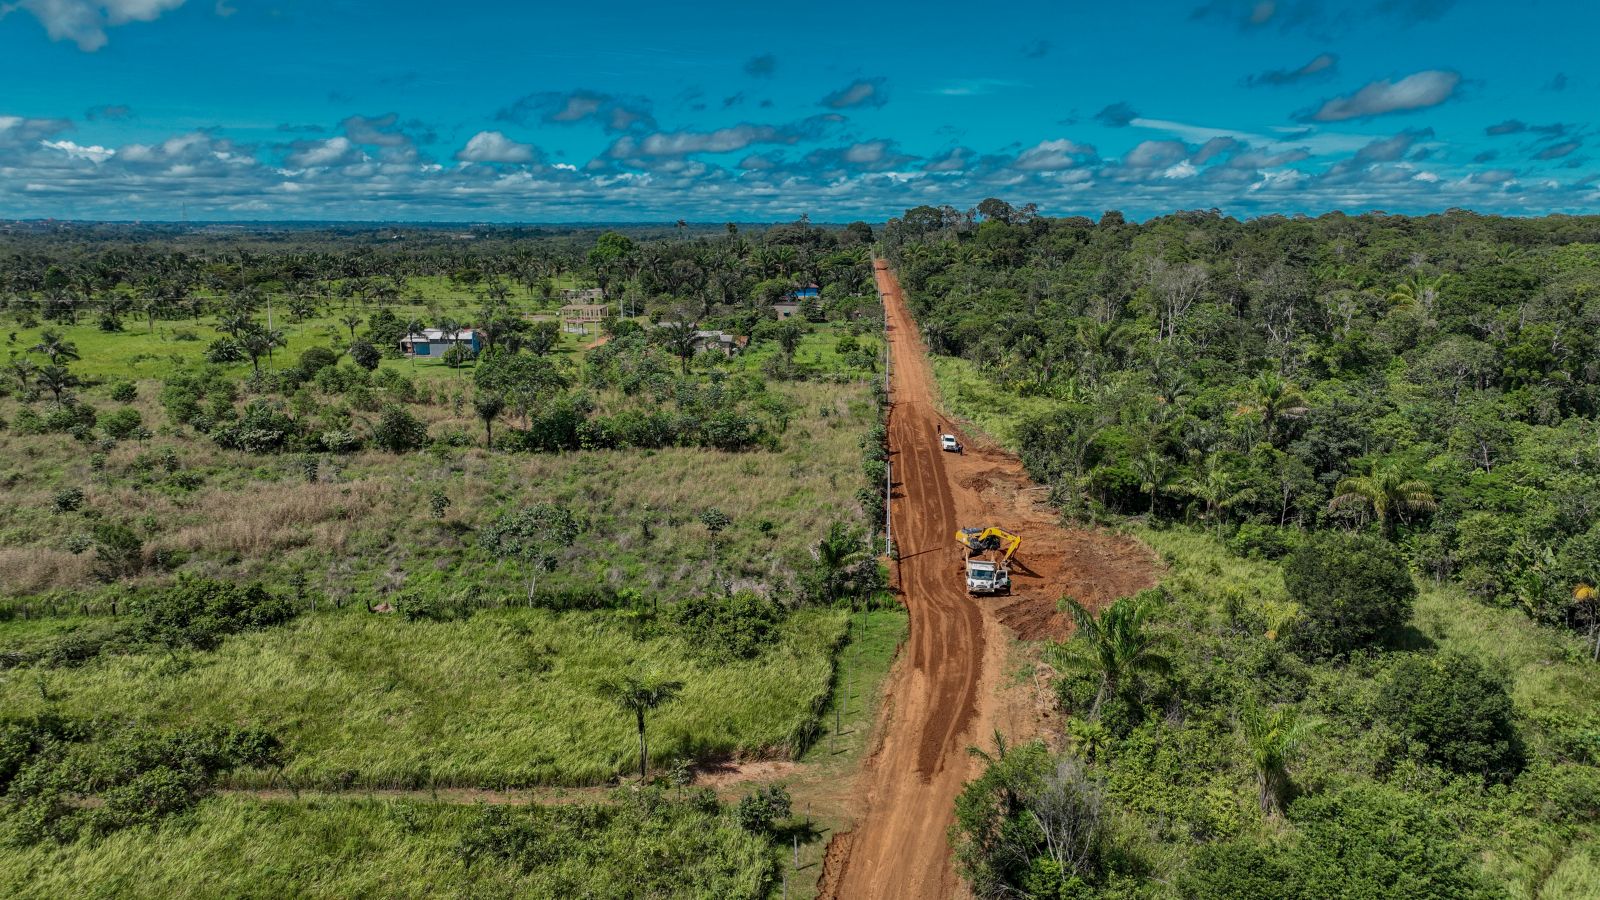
[
  {"xmin": 99, "ymin": 407, "xmax": 142, "ymax": 440},
  {"xmin": 297, "ymin": 346, "xmax": 339, "ymax": 376},
  {"xmin": 348, "ymin": 339, "xmax": 381, "ymax": 371},
  {"xmin": 455, "ymin": 789, "xmax": 771, "ymax": 898},
  {"xmin": 50, "ymin": 487, "xmax": 84, "ymax": 513},
  {"xmin": 372, "ymin": 405, "xmax": 429, "ymax": 453},
  {"xmin": 1, "ymin": 721, "xmax": 284, "ymax": 845},
  {"xmin": 670, "ymin": 593, "xmax": 783, "ymax": 661},
  {"xmin": 129, "ymin": 575, "xmax": 298, "ymax": 650},
  {"xmin": 91, "ymin": 521, "xmax": 143, "ymax": 581},
  {"xmin": 1227, "ymin": 524, "xmax": 1298, "ymax": 560},
  {"xmin": 1375, "ymin": 651, "xmax": 1524, "ymax": 781},
  {"xmin": 211, "ymin": 401, "xmax": 300, "ymax": 453},
  {"xmin": 1282, "ymin": 532, "xmax": 1415, "ymax": 658},
  {"xmin": 734, "ymin": 785, "xmax": 791, "ymax": 833},
  {"xmin": 107, "ymin": 381, "xmax": 137, "ymax": 403}
]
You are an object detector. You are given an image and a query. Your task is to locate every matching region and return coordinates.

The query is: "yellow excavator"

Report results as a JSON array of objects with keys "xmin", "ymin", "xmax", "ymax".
[{"xmin": 955, "ymin": 526, "xmax": 1021, "ymax": 594}]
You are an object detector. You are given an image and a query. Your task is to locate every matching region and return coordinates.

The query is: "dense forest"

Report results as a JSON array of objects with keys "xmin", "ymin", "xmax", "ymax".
[
  {"xmin": 887, "ymin": 204, "xmax": 1600, "ymax": 650},
  {"xmin": 888, "ymin": 204, "xmax": 1600, "ymax": 899}
]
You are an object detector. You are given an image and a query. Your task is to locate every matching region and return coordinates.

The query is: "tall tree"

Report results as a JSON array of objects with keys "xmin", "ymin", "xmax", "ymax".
[
  {"xmin": 597, "ymin": 672, "xmax": 684, "ymax": 781},
  {"xmin": 1239, "ymin": 700, "xmax": 1313, "ymax": 817},
  {"xmin": 1054, "ymin": 596, "xmax": 1171, "ymax": 716},
  {"xmin": 1329, "ymin": 468, "xmax": 1437, "ymax": 538}
]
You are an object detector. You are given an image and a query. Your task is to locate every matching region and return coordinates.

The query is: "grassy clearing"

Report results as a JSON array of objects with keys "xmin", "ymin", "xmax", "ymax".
[
  {"xmin": 1, "ymin": 604, "xmax": 849, "ymax": 788},
  {"xmin": 0, "ymin": 790, "xmax": 770, "ymax": 900},
  {"xmin": 0, "ymin": 373, "xmax": 873, "ymax": 604},
  {"xmin": 928, "ymin": 355, "xmax": 1058, "ymax": 448}
]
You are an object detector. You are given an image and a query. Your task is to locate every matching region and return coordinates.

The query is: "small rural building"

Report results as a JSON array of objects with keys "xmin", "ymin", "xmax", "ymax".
[
  {"xmin": 400, "ymin": 328, "xmax": 481, "ymax": 357},
  {"xmin": 561, "ymin": 303, "xmax": 609, "ymax": 334},
  {"xmin": 560, "ymin": 287, "xmax": 605, "ymax": 303},
  {"xmin": 772, "ymin": 300, "xmax": 802, "ymax": 320},
  {"xmin": 694, "ymin": 330, "xmax": 748, "ymax": 357}
]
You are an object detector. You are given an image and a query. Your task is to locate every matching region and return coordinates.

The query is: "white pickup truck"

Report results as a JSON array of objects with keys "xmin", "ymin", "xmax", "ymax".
[{"xmin": 939, "ymin": 433, "xmax": 962, "ymax": 453}]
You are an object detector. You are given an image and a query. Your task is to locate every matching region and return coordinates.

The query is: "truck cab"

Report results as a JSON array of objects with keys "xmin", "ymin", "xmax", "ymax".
[{"xmin": 965, "ymin": 559, "xmax": 1010, "ymax": 594}]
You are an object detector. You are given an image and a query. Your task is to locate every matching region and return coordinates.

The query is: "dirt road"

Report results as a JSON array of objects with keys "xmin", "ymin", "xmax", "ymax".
[{"xmin": 818, "ymin": 261, "xmax": 1158, "ymax": 899}]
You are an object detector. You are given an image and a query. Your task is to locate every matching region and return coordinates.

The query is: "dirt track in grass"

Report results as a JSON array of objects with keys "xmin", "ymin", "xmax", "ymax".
[{"xmin": 816, "ymin": 260, "xmax": 1159, "ymax": 900}]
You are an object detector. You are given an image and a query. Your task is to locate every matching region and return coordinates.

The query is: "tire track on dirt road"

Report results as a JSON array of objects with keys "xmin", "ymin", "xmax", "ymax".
[
  {"xmin": 818, "ymin": 259, "xmax": 994, "ymax": 900},
  {"xmin": 818, "ymin": 260, "xmax": 1160, "ymax": 900}
]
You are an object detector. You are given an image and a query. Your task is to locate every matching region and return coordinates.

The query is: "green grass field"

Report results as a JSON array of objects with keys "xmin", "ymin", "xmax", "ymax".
[
  {"xmin": 0, "ymin": 790, "xmax": 773, "ymax": 900},
  {"xmin": 2, "ymin": 605, "xmax": 850, "ymax": 788}
]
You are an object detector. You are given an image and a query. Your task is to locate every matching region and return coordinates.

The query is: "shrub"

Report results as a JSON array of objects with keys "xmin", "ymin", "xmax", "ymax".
[
  {"xmin": 3, "ymin": 722, "xmax": 284, "ymax": 844},
  {"xmin": 107, "ymin": 381, "xmax": 137, "ymax": 403},
  {"xmin": 372, "ymin": 405, "xmax": 429, "ymax": 453},
  {"xmin": 51, "ymin": 487, "xmax": 85, "ymax": 513},
  {"xmin": 318, "ymin": 428, "xmax": 362, "ymax": 453},
  {"xmin": 205, "ymin": 337, "xmax": 245, "ymax": 364},
  {"xmin": 1375, "ymin": 651, "xmax": 1524, "ymax": 781},
  {"xmin": 129, "ymin": 575, "xmax": 298, "ymax": 650},
  {"xmin": 211, "ymin": 401, "xmax": 300, "ymax": 453},
  {"xmin": 348, "ymin": 339, "xmax": 381, "ymax": 371},
  {"xmin": 297, "ymin": 346, "xmax": 339, "ymax": 376},
  {"xmin": 735, "ymin": 785, "xmax": 792, "ymax": 833},
  {"xmin": 952, "ymin": 741, "xmax": 1108, "ymax": 898},
  {"xmin": 1283, "ymin": 785, "xmax": 1499, "ymax": 900},
  {"xmin": 1282, "ymin": 532, "xmax": 1415, "ymax": 658},
  {"xmin": 669, "ymin": 593, "xmax": 783, "ymax": 661},
  {"xmin": 1227, "ymin": 524, "xmax": 1299, "ymax": 560},
  {"xmin": 99, "ymin": 407, "xmax": 142, "ymax": 440},
  {"xmin": 91, "ymin": 522, "xmax": 143, "ymax": 581},
  {"xmin": 1181, "ymin": 842, "xmax": 1292, "ymax": 900}
]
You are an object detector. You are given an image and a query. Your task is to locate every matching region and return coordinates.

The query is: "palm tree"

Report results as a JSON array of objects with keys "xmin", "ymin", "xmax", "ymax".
[
  {"xmin": 1054, "ymin": 596, "xmax": 1171, "ymax": 716},
  {"xmin": 30, "ymin": 329, "xmax": 80, "ymax": 365},
  {"xmin": 341, "ymin": 313, "xmax": 363, "ymax": 341},
  {"xmin": 1328, "ymin": 468, "xmax": 1436, "ymax": 538},
  {"xmin": 1249, "ymin": 372, "xmax": 1309, "ymax": 444},
  {"xmin": 473, "ymin": 391, "xmax": 505, "ymax": 447},
  {"xmin": 35, "ymin": 364, "xmax": 80, "ymax": 405},
  {"xmin": 7, "ymin": 356, "xmax": 37, "ymax": 395},
  {"xmin": 1387, "ymin": 272, "xmax": 1448, "ymax": 311},
  {"xmin": 658, "ymin": 318, "xmax": 699, "ymax": 374},
  {"xmin": 1131, "ymin": 451, "xmax": 1171, "ymax": 514},
  {"xmin": 1239, "ymin": 700, "xmax": 1314, "ymax": 817},
  {"xmin": 1184, "ymin": 460, "xmax": 1255, "ymax": 532},
  {"xmin": 597, "ymin": 672, "xmax": 684, "ymax": 781},
  {"xmin": 816, "ymin": 521, "xmax": 866, "ymax": 601}
]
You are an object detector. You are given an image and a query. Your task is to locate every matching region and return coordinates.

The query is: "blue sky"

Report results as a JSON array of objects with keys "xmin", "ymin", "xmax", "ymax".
[{"xmin": 0, "ymin": 0, "xmax": 1595, "ymax": 221}]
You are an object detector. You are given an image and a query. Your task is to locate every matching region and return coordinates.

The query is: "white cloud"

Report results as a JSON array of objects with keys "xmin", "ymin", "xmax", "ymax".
[
  {"xmin": 3, "ymin": 0, "xmax": 187, "ymax": 51},
  {"xmin": 1307, "ymin": 70, "xmax": 1461, "ymax": 122},
  {"xmin": 820, "ymin": 78, "xmax": 888, "ymax": 110},
  {"xmin": 1013, "ymin": 138, "xmax": 1096, "ymax": 172},
  {"xmin": 455, "ymin": 130, "xmax": 538, "ymax": 164},
  {"xmin": 284, "ymin": 136, "xmax": 362, "ymax": 168},
  {"xmin": 41, "ymin": 138, "xmax": 114, "ymax": 162}
]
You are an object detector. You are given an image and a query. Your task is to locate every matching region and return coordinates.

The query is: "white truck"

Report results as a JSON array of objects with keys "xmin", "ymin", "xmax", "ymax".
[
  {"xmin": 956, "ymin": 526, "xmax": 1020, "ymax": 595},
  {"xmin": 939, "ymin": 433, "xmax": 962, "ymax": 453},
  {"xmin": 965, "ymin": 558, "xmax": 1011, "ymax": 594}
]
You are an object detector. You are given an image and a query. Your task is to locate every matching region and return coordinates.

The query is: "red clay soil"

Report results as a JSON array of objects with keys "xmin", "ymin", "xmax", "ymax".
[{"xmin": 817, "ymin": 261, "xmax": 1159, "ymax": 900}]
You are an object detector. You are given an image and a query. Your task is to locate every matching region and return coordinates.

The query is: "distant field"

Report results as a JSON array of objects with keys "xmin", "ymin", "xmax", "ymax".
[{"xmin": 0, "ymin": 330, "xmax": 875, "ymax": 603}]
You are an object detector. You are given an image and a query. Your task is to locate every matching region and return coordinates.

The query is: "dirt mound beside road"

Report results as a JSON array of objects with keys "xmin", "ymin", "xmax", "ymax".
[{"xmin": 818, "ymin": 260, "xmax": 1159, "ymax": 899}]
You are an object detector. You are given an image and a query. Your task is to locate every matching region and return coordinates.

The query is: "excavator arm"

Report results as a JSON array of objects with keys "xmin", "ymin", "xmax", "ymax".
[{"xmin": 955, "ymin": 526, "xmax": 1022, "ymax": 562}]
